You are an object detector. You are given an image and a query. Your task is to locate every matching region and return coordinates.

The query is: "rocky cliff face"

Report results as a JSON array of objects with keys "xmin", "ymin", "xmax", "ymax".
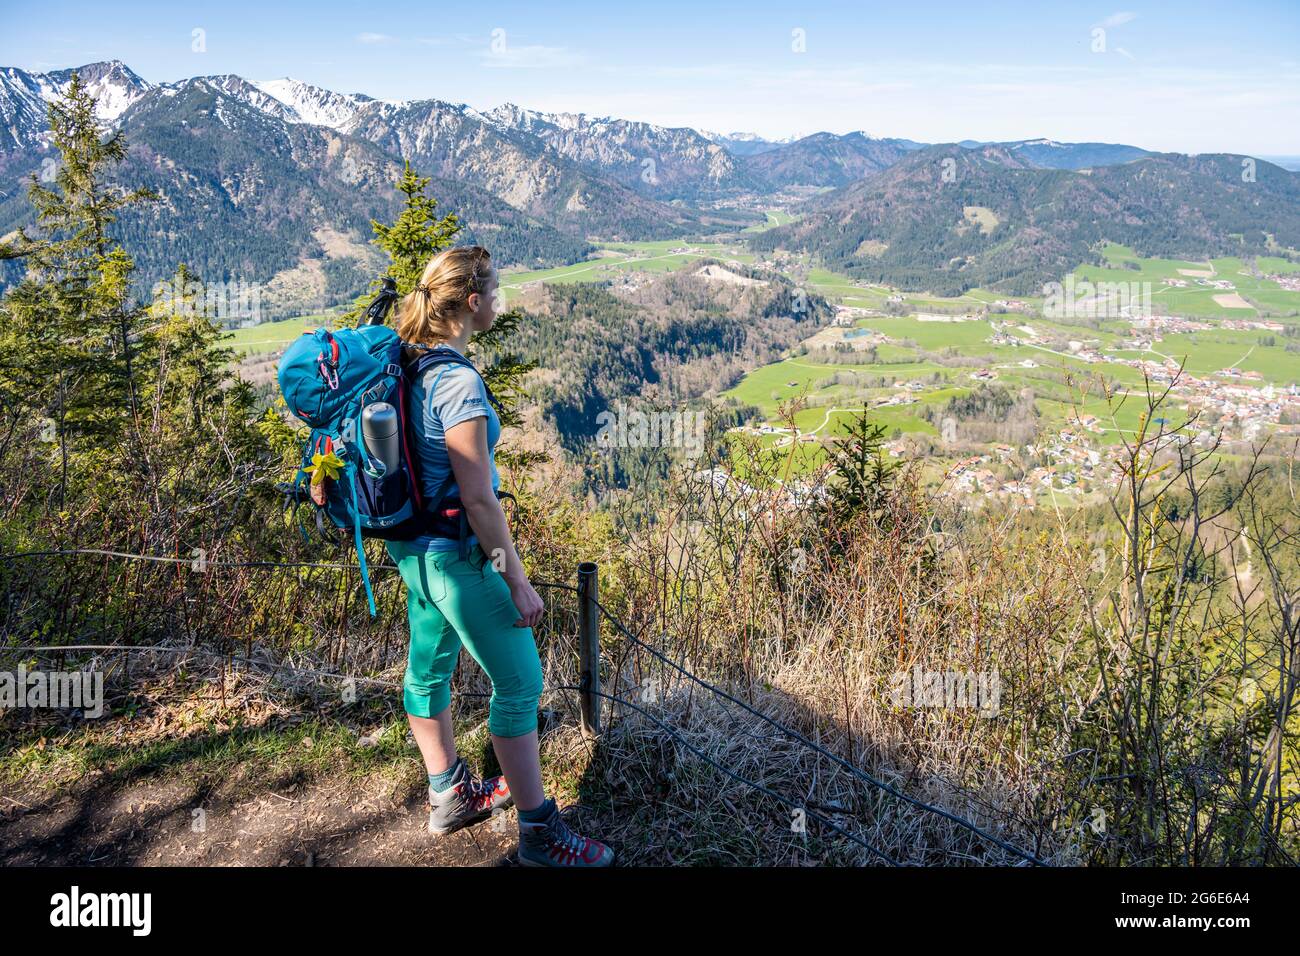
[
  {"xmin": 339, "ymin": 98, "xmax": 749, "ymax": 238},
  {"xmin": 483, "ymin": 104, "xmax": 751, "ymax": 198}
]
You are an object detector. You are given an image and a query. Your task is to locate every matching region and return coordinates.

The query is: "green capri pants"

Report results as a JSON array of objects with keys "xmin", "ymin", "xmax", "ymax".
[{"xmin": 387, "ymin": 540, "xmax": 544, "ymax": 738}]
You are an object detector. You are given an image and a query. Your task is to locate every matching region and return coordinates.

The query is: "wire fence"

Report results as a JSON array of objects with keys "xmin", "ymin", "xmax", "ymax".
[{"xmin": 1, "ymin": 545, "xmax": 1047, "ymax": 866}]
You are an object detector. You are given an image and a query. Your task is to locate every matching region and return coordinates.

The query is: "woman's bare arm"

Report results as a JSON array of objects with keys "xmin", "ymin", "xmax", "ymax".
[{"xmin": 444, "ymin": 416, "xmax": 543, "ymax": 627}]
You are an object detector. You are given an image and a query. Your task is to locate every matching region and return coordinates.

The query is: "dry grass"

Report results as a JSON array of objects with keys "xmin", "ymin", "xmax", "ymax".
[
  {"xmin": 5, "ymin": 393, "xmax": 1296, "ymax": 866},
  {"xmin": 553, "ymin": 428, "xmax": 1089, "ymax": 865}
]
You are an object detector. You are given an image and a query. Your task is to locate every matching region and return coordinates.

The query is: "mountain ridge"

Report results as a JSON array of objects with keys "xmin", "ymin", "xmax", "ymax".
[
  {"xmin": 751, "ymin": 143, "xmax": 1300, "ymax": 295},
  {"xmin": 4, "ymin": 59, "xmax": 1292, "ymax": 312},
  {"xmin": 2, "ymin": 60, "xmax": 1167, "ymax": 192}
]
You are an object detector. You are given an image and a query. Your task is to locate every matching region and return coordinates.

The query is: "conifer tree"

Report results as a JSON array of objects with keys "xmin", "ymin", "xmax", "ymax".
[
  {"xmin": 358, "ymin": 162, "xmax": 543, "ymax": 465},
  {"xmin": 825, "ymin": 407, "xmax": 897, "ymax": 526},
  {"xmin": 0, "ymin": 73, "xmax": 276, "ymax": 536},
  {"xmin": 0, "ymin": 72, "xmax": 157, "ymax": 499},
  {"xmin": 366, "ymin": 162, "xmax": 461, "ymax": 292},
  {"xmin": 149, "ymin": 263, "xmax": 238, "ymax": 431}
]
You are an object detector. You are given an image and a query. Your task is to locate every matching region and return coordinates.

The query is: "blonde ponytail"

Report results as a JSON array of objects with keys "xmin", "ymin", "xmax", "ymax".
[{"xmin": 396, "ymin": 246, "xmax": 493, "ymax": 346}]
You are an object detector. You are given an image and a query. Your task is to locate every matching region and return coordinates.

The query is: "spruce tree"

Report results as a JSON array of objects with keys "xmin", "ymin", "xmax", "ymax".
[
  {"xmin": 825, "ymin": 407, "xmax": 897, "ymax": 526},
  {"xmin": 0, "ymin": 73, "xmax": 272, "ymax": 540},
  {"xmin": 149, "ymin": 263, "xmax": 238, "ymax": 432},
  {"xmin": 0, "ymin": 71, "xmax": 157, "ymax": 498},
  {"xmin": 359, "ymin": 162, "xmax": 543, "ymax": 465},
  {"xmin": 366, "ymin": 162, "xmax": 461, "ymax": 292}
]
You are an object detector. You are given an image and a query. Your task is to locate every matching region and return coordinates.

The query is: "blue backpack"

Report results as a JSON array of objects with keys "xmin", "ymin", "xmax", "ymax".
[{"xmin": 275, "ymin": 281, "xmax": 492, "ymax": 615}]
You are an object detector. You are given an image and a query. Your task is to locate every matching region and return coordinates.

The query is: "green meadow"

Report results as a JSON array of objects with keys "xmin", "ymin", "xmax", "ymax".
[
  {"xmin": 499, "ymin": 239, "xmax": 757, "ymax": 300},
  {"xmin": 1112, "ymin": 328, "xmax": 1300, "ymax": 384},
  {"xmin": 855, "ymin": 315, "xmax": 998, "ymax": 351},
  {"xmin": 742, "ymin": 210, "xmax": 799, "ymax": 233},
  {"xmin": 721, "ymin": 250, "xmax": 1300, "ymax": 452},
  {"xmin": 226, "ymin": 237, "xmax": 1300, "ymax": 449},
  {"xmin": 1070, "ymin": 243, "xmax": 1300, "ymax": 319},
  {"xmin": 802, "ymin": 265, "xmax": 1042, "ymax": 315},
  {"xmin": 224, "ymin": 313, "xmax": 339, "ymax": 355}
]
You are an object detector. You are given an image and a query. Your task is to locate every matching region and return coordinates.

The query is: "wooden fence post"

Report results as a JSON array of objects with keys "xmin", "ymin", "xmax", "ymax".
[{"xmin": 577, "ymin": 561, "xmax": 601, "ymax": 737}]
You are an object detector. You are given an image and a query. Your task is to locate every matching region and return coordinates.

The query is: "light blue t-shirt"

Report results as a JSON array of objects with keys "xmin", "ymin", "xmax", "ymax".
[{"xmin": 408, "ymin": 346, "xmax": 500, "ymax": 551}]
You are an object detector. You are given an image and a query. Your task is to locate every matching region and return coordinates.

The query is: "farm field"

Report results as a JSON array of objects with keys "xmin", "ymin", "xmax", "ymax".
[
  {"xmin": 801, "ymin": 267, "xmax": 1044, "ymax": 314},
  {"xmin": 499, "ymin": 238, "xmax": 756, "ymax": 300},
  {"xmin": 724, "ymin": 254, "xmax": 1300, "ymax": 460},
  {"xmin": 1109, "ymin": 328, "xmax": 1300, "ymax": 384},
  {"xmin": 1070, "ymin": 244, "xmax": 1300, "ymax": 319},
  {"xmin": 223, "ymin": 312, "xmax": 342, "ymax": 355},
  {"xmin": 741, "ymin": 210, "xmax": 799, "ymax": 233},
  {"xmin": 726, "ymin": 350, "xmax": 1150, "ymax": 447}
]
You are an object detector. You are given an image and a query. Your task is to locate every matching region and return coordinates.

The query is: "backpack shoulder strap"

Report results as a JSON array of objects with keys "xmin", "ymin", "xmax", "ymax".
[
  {"xmin": 401, "ymin": 345, "xmax": 500, "ymax": 530},
  {"xmin": 405, "ymin": 345, "xmax": 502, "ymax": 412}
]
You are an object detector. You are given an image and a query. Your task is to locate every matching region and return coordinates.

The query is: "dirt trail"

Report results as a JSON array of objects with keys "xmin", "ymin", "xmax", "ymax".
[
  {"xmin": 0, "ymin": 660, "xmax": 544, "ymax": 866},
  {"xmin": 1, "ymin": 772, "xmax": 519, "ymax": 866}
]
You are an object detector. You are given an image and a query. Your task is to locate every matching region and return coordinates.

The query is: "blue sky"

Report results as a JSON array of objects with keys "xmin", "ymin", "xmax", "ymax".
[{"xmin": 2, "ymin": 0, "xmax": 1297, "ymax": 154}]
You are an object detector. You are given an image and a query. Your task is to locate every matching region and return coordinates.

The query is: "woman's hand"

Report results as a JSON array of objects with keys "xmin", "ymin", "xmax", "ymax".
[{"xmin": 506, "ymin": 575, "xmax": 544, "ymax": 629}]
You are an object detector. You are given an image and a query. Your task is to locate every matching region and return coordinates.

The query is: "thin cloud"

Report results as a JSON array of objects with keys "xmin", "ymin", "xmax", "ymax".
[
  {"xmin": 355, "ymin": 33, "xmax": 395, "ymax": 45},
  {"xmin": 1099, "ymin": 12, "xmax": 1138, "ymax": 28}
]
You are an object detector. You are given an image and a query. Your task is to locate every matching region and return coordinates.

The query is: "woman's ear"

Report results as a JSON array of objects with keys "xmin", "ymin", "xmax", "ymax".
[{"xmin": 466, "ymin": 292, "xmax": 481, "ymax": 314}]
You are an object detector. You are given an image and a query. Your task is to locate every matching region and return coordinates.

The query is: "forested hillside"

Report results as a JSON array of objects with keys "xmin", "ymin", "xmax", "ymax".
[
  {"xmin": 752, "ymin": 145, "xmax": 1300, "ymax": 295},
  {"xmin": 0, "ymin": 78, "xmax": 593, "ymax": 310},
  {"xmin": 503, "ymin": 268, "xmax": 831, "ymax": 450},
  {"xmin": 740, "ymin": 131, "xmax": 921, "ymax": 190}
]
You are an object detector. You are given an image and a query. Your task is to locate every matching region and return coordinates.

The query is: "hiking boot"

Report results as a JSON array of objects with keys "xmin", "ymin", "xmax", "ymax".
[
  {"xmin": 517, "ymin": 799, "xmax": 614, "ymax": 867},
  {"xmin": 427, "ymin": 758, "xmax": 513, "ymax": 835}
]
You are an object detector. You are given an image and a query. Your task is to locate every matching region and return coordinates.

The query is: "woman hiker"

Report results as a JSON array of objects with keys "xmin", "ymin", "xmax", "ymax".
[{"xmin": 387, "ymin": 245, "xmax": 613, "ymax": 868}]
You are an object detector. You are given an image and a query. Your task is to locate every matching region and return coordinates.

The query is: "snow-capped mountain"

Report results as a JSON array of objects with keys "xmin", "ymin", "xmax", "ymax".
[
  {"xmin": 0, "ymin": 67, "xmax": 55, "ymax": 150},
  {"xmin": 480, "ymin": 102, "xmax": 564, "ymax": 133},
  {"xmin": 0, "ymin": 71, "xmax": 601, "ymax": 312},
  {"xmin": 144, "ymin": 74, "xmax": 376, "ymax": 130},
  {"xmin": 0, "ymin": 60, "xmax": 755, "ymax": 311},
  {"xmin": 2, "ymin": 59, "xmax": 751, "ymax": 238},
  {"xmin": 189, "ymin": 75, "xmax": 302, "ymax": 123},
  {"xmin": 702, "ymin": 131, "xmax": 768, "ymax": 143},
  {"xmin": 699, "ymin": 131, "xmax": 802, "ymax": 157},
  {"xmin": 0, "ymin": 65, "xmax": 373, "ymax": 149},
  {"xmin": 0, "ymin": 60, "xmax": 149, "ymax": 149},
  {"xmin": 0, "ymin": 59, "xmax": 1157, "ymax": 194},
  {"xmin": 252, "ymin": 78, "xmax": 374, "ymax": 130},
  {"xmin": 46, "ymin": 60, "xmax": 150, "ymax": 121},
  {"xmin": 334, "ymin": 95, "xmax": 747, "ymax": 233}
]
